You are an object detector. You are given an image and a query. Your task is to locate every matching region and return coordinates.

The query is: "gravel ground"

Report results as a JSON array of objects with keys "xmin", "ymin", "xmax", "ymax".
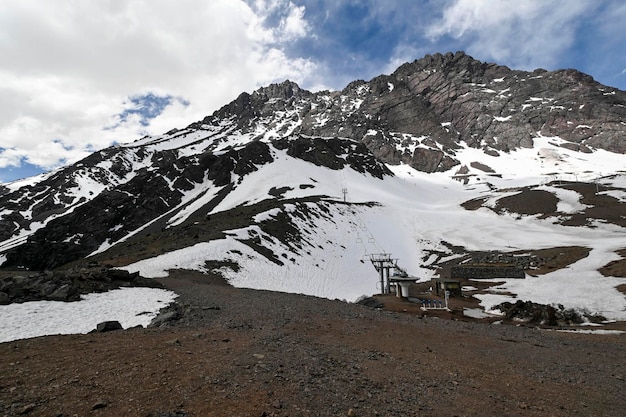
[{"xmin": 1, "ymin": 271, "xmax": 625, "ymax": 417}]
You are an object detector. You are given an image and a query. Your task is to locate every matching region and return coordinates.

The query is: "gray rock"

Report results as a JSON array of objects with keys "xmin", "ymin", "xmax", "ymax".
[{"xmin": 48, "ymin": 283, "xmax": 79, "ymax": 301}]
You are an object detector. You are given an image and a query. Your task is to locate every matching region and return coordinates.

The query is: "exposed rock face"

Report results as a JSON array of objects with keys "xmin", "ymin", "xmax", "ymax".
[
  {"xmin": 386, "ymin": 52, "xmax": 626, "ymax": 154},
  {"xmin": 272, "ymin": 136, "xmax": 392, "ymax": 179},
  {"xmin": 210, "ymin": 51, "xmax": 625, "ymax": 169}
]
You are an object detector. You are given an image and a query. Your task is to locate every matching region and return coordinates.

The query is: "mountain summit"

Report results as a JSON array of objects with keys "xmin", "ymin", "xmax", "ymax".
[
  {"xmin": 1, "ymin": 52, "xmax": 625, "ymax": 319},
  {"xmin": 210, "ymin": 50, "xmax": 625, "ymax": 171}
]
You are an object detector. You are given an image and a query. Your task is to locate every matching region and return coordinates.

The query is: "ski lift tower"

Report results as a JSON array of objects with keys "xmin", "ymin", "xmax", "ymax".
[{"xmin": 369, "ymin": 253, "xmax": 399, "ymax": 294}]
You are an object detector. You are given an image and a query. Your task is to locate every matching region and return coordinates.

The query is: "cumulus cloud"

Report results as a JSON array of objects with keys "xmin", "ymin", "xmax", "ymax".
[
  {"xmin": 0, "ymin": 0, "xmax": 317, "ymax": 173},
  {"xmin": 278, "ymin": 3, "xmax": 310, "ymax": 41},
  {"xmin": 426, "ymin": 0, "xmax": 594, "ymax": 70}
]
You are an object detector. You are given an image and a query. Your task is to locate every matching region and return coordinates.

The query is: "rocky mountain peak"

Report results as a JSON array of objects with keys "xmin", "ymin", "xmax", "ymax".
[
  {"xmin": 252, "ymin": 80, "xmax": 310, "ymax": 101},
  {"xmin": 393, "ymin": 51, "xmax": 508, "ymax": 81},
  {"xmin": 201, "ymin": 51, "xmax": 626, "ymax": 175}
]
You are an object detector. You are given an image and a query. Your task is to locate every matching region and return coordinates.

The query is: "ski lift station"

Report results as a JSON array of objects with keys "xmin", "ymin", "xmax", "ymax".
[
  {"xmin": 368, "ymin": 253, "xmax": 452, "ymax": 311},
  {"xmin": 368, "ymin": 253, "xmax": 417, "ymax": 298}
]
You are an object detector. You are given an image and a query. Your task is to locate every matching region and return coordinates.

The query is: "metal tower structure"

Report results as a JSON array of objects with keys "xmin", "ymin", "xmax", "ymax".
[{"xmin": 369, "ymin": 253, "xmax": 400, "ymax": 294}]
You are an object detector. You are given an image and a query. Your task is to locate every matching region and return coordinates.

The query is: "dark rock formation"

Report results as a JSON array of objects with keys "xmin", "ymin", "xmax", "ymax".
[
  {"xmin": 356, "ymin": 296, "xmax": 385, "ymax": 309},
  {"xmin": 0, "ymin": 265, "xmax": 163, "ymax": 304},
  {"xmin": 495, "ymin": 300, "xmax": 607, "ymax": 326},
  {"xmin": 451, "ymin": 265, "xmax": 525, "ymax": 279},
  {"xmin": 94, "ymin": 321, "xmax": 123, "ymax": 332}
]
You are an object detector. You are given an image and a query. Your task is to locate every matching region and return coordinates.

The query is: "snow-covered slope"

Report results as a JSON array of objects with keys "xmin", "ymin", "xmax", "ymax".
[
  {"xmin": 112, "ymin": 136, "xmax": 626, "ymax": 321},
  {"xmin": 1, "ymin": 52, "xmax": 625, "ymax": 335}
]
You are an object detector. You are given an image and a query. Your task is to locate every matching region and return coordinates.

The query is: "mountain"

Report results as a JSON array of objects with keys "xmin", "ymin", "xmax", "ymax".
[{"xmin": 1, "ymin": 51, "xmax": 625, "ymax": 319}]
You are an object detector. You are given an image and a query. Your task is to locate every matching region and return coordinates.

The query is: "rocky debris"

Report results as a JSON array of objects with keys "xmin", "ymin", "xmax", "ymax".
[
  {"xmin": 148, "ymin": 302, "xmax": 187, "ymax": 328},
  {"xmin": 18, "ymin": 404, "xmax": 35, "ymax": 415},
  {"xmin": 495, "ymin": 300, "xmax": 607, "ymax": 326},
  {"xmin": 0, "ymin": 264, "xmax": 163, "ymax": 304},
  {"xmin": 91, "ymin": 400, "xmax": 108, "ymax": 410}
]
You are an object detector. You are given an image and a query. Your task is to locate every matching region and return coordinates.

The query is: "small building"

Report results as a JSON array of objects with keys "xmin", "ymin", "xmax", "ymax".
[
  {"xmin": 432, "ymin": 278, "xmax": 463, "ymax": 297},
  {"xmin": 389, "ymin": 276, "xmax": 416, "ymax": 298}
]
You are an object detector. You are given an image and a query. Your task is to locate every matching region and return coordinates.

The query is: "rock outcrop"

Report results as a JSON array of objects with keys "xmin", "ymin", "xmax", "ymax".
[
  {"xmin": 0, "ymin": 265, "xmax": 162, "ymax": 304},
  {"xmin": 495, "ymin": 300, "xmax": 607, "ymax": 326}
]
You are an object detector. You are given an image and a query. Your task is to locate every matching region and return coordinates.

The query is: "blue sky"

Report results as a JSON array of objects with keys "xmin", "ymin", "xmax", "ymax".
[{"xmin": 1, "ymin": 0, "xmax": 625, "ymax": 183}]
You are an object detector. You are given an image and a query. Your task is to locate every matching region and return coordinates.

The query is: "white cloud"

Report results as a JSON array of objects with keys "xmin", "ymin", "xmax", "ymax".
[
  {"xmin": 426, "ymin": 0, "xmax": 594, "ymax": 71},
  {"xmin": 276, "ymin": 3, "xmax": 309, "ymax": 41},
  {"xmin": 0, "ymin": 0, "xmax": 317, "ymax": 171}
]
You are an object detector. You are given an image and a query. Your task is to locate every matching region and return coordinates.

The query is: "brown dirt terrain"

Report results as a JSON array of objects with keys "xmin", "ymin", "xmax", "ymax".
[{"xmin": 1, "ymin": 272, "xmax": 625, "ymax": 417}]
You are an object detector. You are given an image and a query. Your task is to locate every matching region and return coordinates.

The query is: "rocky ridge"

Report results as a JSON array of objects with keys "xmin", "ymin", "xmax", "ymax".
[{"xmin": 209, "ymin": 51, "xmax": 626, "ymax": 168}]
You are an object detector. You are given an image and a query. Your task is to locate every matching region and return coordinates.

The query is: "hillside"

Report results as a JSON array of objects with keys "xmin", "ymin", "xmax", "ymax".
[{"xmin": 1, "ymin": 51, "xmax": 626, "ymax": 332}]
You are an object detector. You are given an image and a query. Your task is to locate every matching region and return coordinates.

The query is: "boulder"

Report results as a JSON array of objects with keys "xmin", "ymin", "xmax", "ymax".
[
  {"xmin": 94, "ymin": 321, "xmax": 123, "ymax": 332},
  {"xmin": 106, "ymin": 269, "xmax": 139, "ymax": 282}
]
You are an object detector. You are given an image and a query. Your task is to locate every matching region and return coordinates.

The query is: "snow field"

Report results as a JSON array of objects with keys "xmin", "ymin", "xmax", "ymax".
[{"xmin": 0, "ymin": 288, "xmax": 177, "ymax": 343}]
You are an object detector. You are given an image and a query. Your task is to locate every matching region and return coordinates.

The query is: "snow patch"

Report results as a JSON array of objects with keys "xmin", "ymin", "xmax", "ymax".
[
  {"xmin": 553, "ymin": 329, "xmax": 625, "ymax": 335},
  {"xmin": 536, "ymin": 185, "xmax": 589, "ymax": 213},
  {"xmin": 0, "ymin": 288, "xmax": 177, "ymax": 343},
  {"xmin": 599, "ymin": 189, "xmax": 626, "ymax": 202}
]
